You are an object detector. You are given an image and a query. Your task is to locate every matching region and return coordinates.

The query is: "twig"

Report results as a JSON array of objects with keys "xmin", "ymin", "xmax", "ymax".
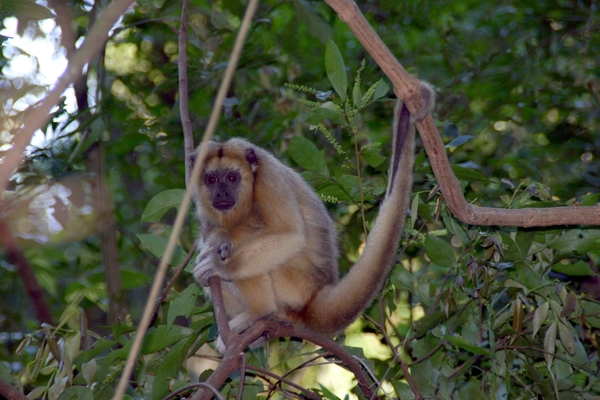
[
  {"xmin": 245, "ymin": 365, "xmax": 321, "ymax": 400},
  {"xmin": 176, "ymin": 0, "xmax": 196, "ymax": 184},
  {"xmin": 237, "ymin": 354, "xmax": 246, "ymax": 400},
  {"xmin": 323, "ymin": 0, "xmax": 600, "ymax": 227},
  {"xmin": 195, "ymin": 313, "xmax": 381, "ymax": 399},
  {"xmin": 0, "ymin": 220, "xmax": 53, "ymax": 325},
  {"xmin": 162, "ymin": 382, "xmax": 226, "ymax": 400},
  {"xmin": 149, "ymin": 244, "xmax": 197, "ymax": 327},
  {"xmin": 368, "ymin": 301, "xmax": 422, "ymax": 400}
]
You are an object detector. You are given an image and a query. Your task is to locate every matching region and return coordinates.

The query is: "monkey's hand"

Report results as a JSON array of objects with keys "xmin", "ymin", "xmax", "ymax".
[{"xmin": 193, "ymin": 238, "xmax": 233, "ymax": 286}]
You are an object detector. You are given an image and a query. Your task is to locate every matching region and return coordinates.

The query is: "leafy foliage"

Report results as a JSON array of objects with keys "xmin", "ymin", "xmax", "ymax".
[{"xmin": 1, "ymin": 0, "xmax": 600, "ymax": 398}]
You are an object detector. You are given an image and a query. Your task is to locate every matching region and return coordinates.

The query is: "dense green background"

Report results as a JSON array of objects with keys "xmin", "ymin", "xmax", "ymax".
[{"xmin": 1, "ymin": 0, "xmax": 599, "ymax": 398}]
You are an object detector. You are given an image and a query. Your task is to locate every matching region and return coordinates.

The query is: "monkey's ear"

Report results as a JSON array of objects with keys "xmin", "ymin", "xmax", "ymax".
[{"xmin": 245, "ymin": 148, "xmax": 259, "ymax": 173}]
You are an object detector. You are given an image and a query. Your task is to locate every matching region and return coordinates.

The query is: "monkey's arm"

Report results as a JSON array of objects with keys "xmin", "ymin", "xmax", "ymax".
[
  {"xmin": 219, "ymin": 205, "xmax": 307, "ymax": 280},
  {"xmin": 193, "ymin": 226, "xmax": 234, "ymax": 286}
]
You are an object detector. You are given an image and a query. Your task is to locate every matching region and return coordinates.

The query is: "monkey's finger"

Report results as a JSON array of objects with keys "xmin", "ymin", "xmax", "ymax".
[{"xmin": 217, "ymin": 243, "xmax": 231, "ymax": 260}]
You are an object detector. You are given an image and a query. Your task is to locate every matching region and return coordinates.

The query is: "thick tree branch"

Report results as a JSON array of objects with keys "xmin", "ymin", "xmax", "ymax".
[
  {"xmin": 195, "ymin": 322, "xmax": 381, "ymax": 399},
  {"xmin": 323, "ymin": 0, "xmax": 600, "ymax": 227},
  {"xmin": 194, "ymin": 278, "xmax": 380, "ymax": 400},
  {"xmin": 0, "ymin": 377, "xmax": 27, "ymax": 400}
]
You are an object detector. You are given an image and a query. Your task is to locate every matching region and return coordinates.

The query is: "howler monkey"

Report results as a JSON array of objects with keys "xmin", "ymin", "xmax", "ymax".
[{"xmin": 192, "ymin": 82, "xmax": 434, "ymax": 350}]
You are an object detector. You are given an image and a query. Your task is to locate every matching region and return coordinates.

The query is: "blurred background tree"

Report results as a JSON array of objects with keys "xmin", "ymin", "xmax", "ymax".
[{"xmin": 0, "ymin": 0, "xmax": 599, "ymax": 398}]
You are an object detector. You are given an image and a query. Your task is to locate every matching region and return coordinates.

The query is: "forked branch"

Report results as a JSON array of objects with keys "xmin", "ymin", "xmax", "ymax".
[{"xmin": 191, "ymin": 278, "xmax": 381, "ymax": 400}]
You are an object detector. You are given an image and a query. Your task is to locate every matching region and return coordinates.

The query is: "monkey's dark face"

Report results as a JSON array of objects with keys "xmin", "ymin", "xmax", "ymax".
[{"xmin": 204, "ymin": 168, "xmax": 242, "ymax": 212}]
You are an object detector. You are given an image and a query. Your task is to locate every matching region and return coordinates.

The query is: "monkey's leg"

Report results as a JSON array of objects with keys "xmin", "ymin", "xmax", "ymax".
[{"xmin": 228, "ymin": 274, "xmax": 278, "ymax": 333}]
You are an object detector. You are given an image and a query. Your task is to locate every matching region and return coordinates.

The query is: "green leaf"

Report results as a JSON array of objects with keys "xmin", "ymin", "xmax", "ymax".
[
  {"xmin": 136, "ymin": 234, "xmax": 187, "ymax": 266},
  {"xmin": 445, "ymin": 135, "xmax": 475, "ymax": 148},
  {"xmin": 141, "ymin": 325, "xmax": 193, "ymax": 354},
  {"xmin": 3, "ymin": 0, "xmax": 55, "ymax": 20},
  {"xmin": 425, "ymin": 235, "xmax": 455, "ymax": 267},
  {"xmin": 549, "ymin": 229, "xmax": 582, "ymax": 252},
  {"xmin": 410, "ymin": 194, "xmax": 419, "ymax": 231},
  {"xmin": 544, "ymin": 322, "xmax": 557, "ymax": 369},
  {"xmin": 352, "ymin": 83, "xmax": 362, "ymax": 108},
  {"xmin": 338, "ymin": 174, "xmax": 360, "ymax": 195},
  {"xmin": 581, "ymin": 193, "xmax": 600, "ymax": 206},
  {"xmin": 318, "ymin": 384, "xmax": 343, "ymax": 400},
  {"xmin": 451, "ymin": 165, "xmax": 490, "ymax": 183},
  {"xmin": 362, "ymin": 147, "xmax": 386, "ymax": 168},
  {"xmin": 318, "ymin": 184, "xmax": 352, "ymax": 203},
  {"xmin": 167, "ymin": 285, "xmax": 202, "ymax": 329},
  {"xmin": 557, "ymin": 321, "xmax": 576, "ymax": 354},
  {"xmin": 444, "ymin": 335, "xmax": 490, "ymax": 356},
  {"xmin": 288, "ymin": 136, "xmax": 329, "ymax": 176},
  {"xmin": 291, "ymin": 0, "xmax": 332, "ymax": 44},
  {"xmin": 75, "ymin": 339, "xmax": 116, "ymax": 364},
  {"xmin": 120, "ymin": 270, "xmax": 152, "ymax": 290},
  {"xmin": 306, "ymin": 107, "xmax": 343, "ymax": 124},
  {"xmin": 552, "ymin": 260, "xmax": 595, "ymax": 276},
  {"xmin": 532, "ymin": 302, "xmax": 549, "ymax": 338},
  {"xmin": 325, "ymin": 39, "xmax": 347, "ymax": 100},
  {"xmin": 141, "ymin": 189, "xmax": 186, "ymax": 222},
  {"xmin": 414, "ymin": 311, "xmax": 448, "ymax": 338},
  {"xmin": 152, "ymin": 338, "xmax": 193, "ymax": 400},
  {"xmin": 57, "ymin": 386, "xmax": 93, "ymax": 400},
  {"xmin": 390, "ymin": 264, "xmax": 415, "ymax": 293},
  {"xmin": 372, "ymin": 78, "xmax": 390, "ymax": 101}
]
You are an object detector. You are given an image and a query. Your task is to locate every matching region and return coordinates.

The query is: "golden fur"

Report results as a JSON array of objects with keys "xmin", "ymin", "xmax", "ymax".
[{"xmin": 192, "ymin": 83, "xmax": 434, "ymax": 348}]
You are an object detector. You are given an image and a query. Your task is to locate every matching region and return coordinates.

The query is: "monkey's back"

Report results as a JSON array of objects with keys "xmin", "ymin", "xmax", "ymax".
[{"xmin": 252, "ymin": 142, "xmax": 339, "ymax": 273}]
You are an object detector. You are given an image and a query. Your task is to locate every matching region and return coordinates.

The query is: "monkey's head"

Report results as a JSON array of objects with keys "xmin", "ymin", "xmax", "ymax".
[{"xmin": 194, "ymin": 139, "xmax": 258, "ymax": 226}]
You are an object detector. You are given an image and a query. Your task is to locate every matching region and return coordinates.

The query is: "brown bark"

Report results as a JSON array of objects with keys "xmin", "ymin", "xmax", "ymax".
[
  {"xmin": 0, "ymin": 377, "xmax": 27, "ymax": 400},
  {"xmin": 87, "ymin": 144, "xmax": 127, "ymax": 324},
  {"xmin": 323, "ymin": 0, "xmax": 600, "ymax": 227},
  {"xmin": 0, "ymin": 220, "xmax": 53, "ymax": 326}
]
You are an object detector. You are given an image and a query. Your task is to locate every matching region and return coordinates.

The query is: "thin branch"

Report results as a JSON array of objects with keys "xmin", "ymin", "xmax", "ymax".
[
  {"xmin": 323, "ymin": 0, "xmax": 600, "ymax": 227},
  {"xmin": 0, "ymin": 0, "xmax": 137, "ymax": 195},
  {"xmin": 237, "ymin": 354, "xmax": 246, "ymax": 400},
  {"xmin": 207, "ymin": 276, "xmax": 236, "ymax": 346},
  {"xmin": 367, "ymin": 302, "xmax": 422, "ymax": 400},
  {"xmin": 149, "ymin": 244, "xmax": 197, "ymax": 327},
  {"xmin": 177, "ymin": 0, "xmax": 195, "ymax": 184},
  {"xmin": 162, "ymin": 382, "xmax": 226, "ymax": 400},
  {"xmin": 0, "ymin": 220, "xmax": 53, "ymax": 325},
  {"xmin": 115, "ymin": 0, "xmax": 260, "ymax": 397},
  {"xmin": 245, "ymin": 365, "xmax": 321, "ymax": 400},
  {"xmin": 194, "ymin": 305, "xmax": 381, "ymax": 399}
]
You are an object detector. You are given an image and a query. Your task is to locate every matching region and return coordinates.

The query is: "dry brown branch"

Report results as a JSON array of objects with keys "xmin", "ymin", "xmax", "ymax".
[
  {"xmin": 194, "ymin": 278, "xmax": 380, "ymax": 400},
  {"xmin": 245, "ymin": 365, "xmax": 321, "ymax": 400},
  {"xmin": 176, "ymin": 0, "xmax": 196, "ymax": 183},
  {"xmin": 115, "ymin": 0, "xmax": 260, "ymax": 397},
  {"xmin": 323, "ymin": 0, "xmax": 600, "ymax": 227},
  {"xmin": 149, "ymin": 244, "xmax": 197, "ymax": 327},
  {"xmin": 0, "ymin": 220, "xmax": 53, "ymax": 326}
]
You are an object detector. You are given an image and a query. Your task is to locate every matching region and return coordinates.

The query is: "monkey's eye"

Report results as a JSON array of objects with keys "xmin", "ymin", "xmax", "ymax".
[
  {"xmin": 206, "ymin": 176, "xmax": 218, "ymax": 185},
  {"xmin": 226, "ymin": 174, "xmax": 237, "ymax": 183}
]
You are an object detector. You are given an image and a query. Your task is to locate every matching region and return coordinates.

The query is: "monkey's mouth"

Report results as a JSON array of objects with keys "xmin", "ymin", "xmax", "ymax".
[{"xmin": 213, "ymin": 201, "xmax": 235, "ymax": 211}]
